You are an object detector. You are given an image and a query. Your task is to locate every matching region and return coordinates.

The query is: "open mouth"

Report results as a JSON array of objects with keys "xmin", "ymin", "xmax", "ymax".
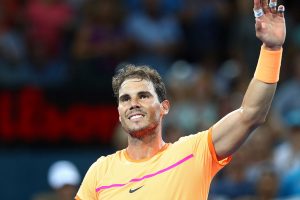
[{"xmin": 128, "ymin": 113, "xmax": 145, "ymax": 121}]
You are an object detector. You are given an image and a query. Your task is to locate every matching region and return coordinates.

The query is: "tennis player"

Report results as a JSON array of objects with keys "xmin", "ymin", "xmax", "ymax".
[{"xmin": 75, "ymin": 0, "xmax": 286, "ymax": 199}]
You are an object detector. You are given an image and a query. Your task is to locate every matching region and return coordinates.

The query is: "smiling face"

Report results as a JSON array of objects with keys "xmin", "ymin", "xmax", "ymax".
[{"xmin": 118, "ymin": 78, "xmax": 169, "ymax": 139}]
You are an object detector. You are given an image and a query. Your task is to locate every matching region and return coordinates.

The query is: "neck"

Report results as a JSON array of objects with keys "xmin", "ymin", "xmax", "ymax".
[{"xmin": 126, "ymin": 133, "xmax": 165, "ymax": 161}]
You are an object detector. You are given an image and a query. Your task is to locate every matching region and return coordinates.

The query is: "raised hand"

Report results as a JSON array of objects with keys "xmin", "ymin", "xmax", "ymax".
[{"xmin": 253, "ymin": 0, "xmax": 286, "ymax": 50}]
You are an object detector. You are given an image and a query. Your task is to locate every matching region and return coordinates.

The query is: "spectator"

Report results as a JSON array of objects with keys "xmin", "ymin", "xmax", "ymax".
[
  {"xmin": 21, "ymin": 0, "xmax": 74, "ymax": 88},
  {"xmin": 164, "ymin": 61, "xmax": 218, "ymax": 133},
  {"xmin": 273, "ymin": 109, "xmax": 300, "ymax": 198},
  {"xmin": 244, "ymin": 125, "xmax": 276, "ymax": 184},
  {"xmin": 124, "ymin": 0, "xmax": 183, "ymax": 76},
  {"xmin": 255, "ymin": 169, "xmax": 279, "ymax": 200},
  {"xmin": 25, "ymin": 0, "xmax": 73, "ymax": 59},
  {"xmin": 227, "ymin": 0, "xmax": 261, "ymax": 70},
  {"xmin": 179, "ymin": 0, "xmax": 231, "ymax": 63},
  {"xmin": 210, "ymin": 148, "xmax": 255, "ymax": 199},
  {"xmin": 32, "ymin": 160, "xmax": 81, "ymax": 200},
  {"xmin": 0, "ymin": 4, "xmax": 29, "ymax": 87},
  {"xmin": 71, "ymin": 0, "xmax": 130, "ymax": 91},
  {"xmin": 274, "ymin": 52, "xmax": 300, "ymax": 125}
]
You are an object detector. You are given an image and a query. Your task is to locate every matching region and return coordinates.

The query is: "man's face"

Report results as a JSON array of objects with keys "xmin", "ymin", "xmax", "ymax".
[{"xmin": 117, "ymin": 78, "xmax": 168, "ymax": 138}]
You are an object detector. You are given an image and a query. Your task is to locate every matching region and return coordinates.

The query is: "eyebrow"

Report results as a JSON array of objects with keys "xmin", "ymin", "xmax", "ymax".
[
  {"xmin": 119, "ymin": 91, "xmax": 153, "ymax": 101},
  {"xmin": 138, "ymin": 91, "xmax": 152, "ymax": 97}
]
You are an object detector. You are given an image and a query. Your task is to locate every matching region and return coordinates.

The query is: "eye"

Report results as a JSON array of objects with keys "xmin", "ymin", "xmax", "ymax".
[
  {"xmin": 119, "ymin": 95, "xmax": 130, "ymax": 102},
  {"xmin": 140, "ymin": 94, "xmax": 149, "ymax": 99}
]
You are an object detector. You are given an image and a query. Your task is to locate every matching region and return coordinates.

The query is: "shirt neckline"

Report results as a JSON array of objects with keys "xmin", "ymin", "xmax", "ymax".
[{"xmin": 123, "ymin": 143, "xmax": 170, "ymax": 163}]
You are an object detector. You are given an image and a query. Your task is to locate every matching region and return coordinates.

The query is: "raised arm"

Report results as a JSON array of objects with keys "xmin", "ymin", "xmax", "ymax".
[{"xmin": 212, "ymin": 0, "xmax": 286, "ymax": 160}]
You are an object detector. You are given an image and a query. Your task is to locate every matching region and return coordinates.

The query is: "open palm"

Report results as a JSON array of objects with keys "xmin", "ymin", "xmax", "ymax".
[{"xmin": 254, "ymin": 0, "xmax": 286, "ymax": 49}]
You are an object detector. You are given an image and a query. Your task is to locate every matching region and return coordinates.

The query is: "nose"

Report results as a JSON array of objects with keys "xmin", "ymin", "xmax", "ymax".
[{"xmin": 129, "ymin": 97, "xmax": 140, "ymax": 110}]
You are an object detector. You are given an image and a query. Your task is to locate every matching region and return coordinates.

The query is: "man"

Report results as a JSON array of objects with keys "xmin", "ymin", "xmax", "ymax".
[
  {"xmin": 33, "ymin": 160, "xmax": 81, "ymax": 200},
  {"xmin": 75, "ymin": 0, "xmax": 286, "ymax": 199}
]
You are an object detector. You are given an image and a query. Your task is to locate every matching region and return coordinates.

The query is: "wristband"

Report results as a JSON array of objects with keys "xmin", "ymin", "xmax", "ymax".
[{"xmin": 254, "ymin": 46, "xmax": 283, "ymax": 83}]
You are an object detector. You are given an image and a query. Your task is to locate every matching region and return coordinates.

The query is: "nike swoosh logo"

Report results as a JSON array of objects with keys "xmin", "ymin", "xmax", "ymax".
[{"xmin": 129, "ymin": 185, "xmax": 144, "ymax": 193}]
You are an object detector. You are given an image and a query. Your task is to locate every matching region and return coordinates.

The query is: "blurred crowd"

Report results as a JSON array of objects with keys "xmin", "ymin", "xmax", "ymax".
[{"xmin": 1, "ymin": 0, "xmax": 300, "ymax": 199}]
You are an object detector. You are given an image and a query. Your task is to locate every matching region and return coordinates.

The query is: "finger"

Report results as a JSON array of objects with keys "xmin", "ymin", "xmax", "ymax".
[
  {"xmin": 269, "ymin": 0, "xmax": 278, "ymax": 14},
  {"xmin": 254, "ymin": 0, "xmax": 262, "ymax": 10},
  {"xmin": 253, "ymin": 0, "xmax": 264, "ymax": 18},
  {"xmin": 262, "ymin": 0, "xmax": 270, "ymax": 14},
  {"xmin": 277, "ymin": 5, "xmax": 285, "ymax": 18}
]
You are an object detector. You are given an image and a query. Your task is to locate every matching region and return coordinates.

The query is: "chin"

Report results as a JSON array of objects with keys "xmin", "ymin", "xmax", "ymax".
[
  {"xmin": 129, "ymin": 125, "xmax": 158, "ymax": 139},
  {"xmin": 128, "ymin": 132, "xmax": 146, "ymax": 139},
  {"xmin": 128, "ymin": 127, "xmax": 148, "ymax": 138},
  {"xmin": 122, "ymin": 119, "xmax": 159, "ymax": 137},
  {"xmin": 123, "ymin": 122, "xmax": 147, "ymax": 133}
]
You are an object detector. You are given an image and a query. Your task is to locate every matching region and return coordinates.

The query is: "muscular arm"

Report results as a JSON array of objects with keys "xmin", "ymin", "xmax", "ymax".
[
  {"xmin": 211, "ymin": 0, "xmax": 286, "ymax": 160},
  {"xmin": 212, "ymin": 79, "xmax": 276, "ymax": 159}
]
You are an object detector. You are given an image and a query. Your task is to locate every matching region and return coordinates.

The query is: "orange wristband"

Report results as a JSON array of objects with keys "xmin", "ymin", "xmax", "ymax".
[{"xmin": 254, "ymin": 46, "xmax": 283, "ymax": 83}]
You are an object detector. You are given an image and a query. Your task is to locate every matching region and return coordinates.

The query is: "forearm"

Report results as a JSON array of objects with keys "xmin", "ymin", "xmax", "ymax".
[
  {"xmin": 240, "ymin": 78, "xmax": 277, "ymax": 126},
  {"xmin": 240, "ymin": 46, "xmax": 282, "ymax": 124}
]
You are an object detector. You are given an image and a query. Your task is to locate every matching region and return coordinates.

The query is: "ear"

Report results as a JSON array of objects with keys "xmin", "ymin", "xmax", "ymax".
[
  {"xmin": 161, "ymin": 100, "xmax": 170, "ymax": 115},
  {"xmin": 118, "ymin": 106, "xmax": 122, "ymax": 122}
]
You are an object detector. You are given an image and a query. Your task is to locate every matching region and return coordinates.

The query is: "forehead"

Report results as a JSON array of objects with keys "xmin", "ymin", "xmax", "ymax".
[{"xmin": 119, "ymin": 78, "xmax": 155, "ymax": 96}]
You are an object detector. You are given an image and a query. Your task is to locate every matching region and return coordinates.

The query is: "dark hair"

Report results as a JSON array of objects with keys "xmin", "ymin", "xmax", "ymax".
[{"xmin": 112, "ymin": 64, "xmax": 167, "ymax": 102}]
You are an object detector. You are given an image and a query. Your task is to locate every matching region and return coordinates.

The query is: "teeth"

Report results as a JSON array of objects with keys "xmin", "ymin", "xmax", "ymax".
[{"xmin": 130, "ymin": 115, "xmax": 143, "ymax": 120}]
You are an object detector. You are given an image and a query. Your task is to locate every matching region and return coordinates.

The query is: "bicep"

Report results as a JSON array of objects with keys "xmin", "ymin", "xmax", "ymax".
[{"xmin": 211, "ymin": 108, "xmax": 254, "ymax": 160}]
